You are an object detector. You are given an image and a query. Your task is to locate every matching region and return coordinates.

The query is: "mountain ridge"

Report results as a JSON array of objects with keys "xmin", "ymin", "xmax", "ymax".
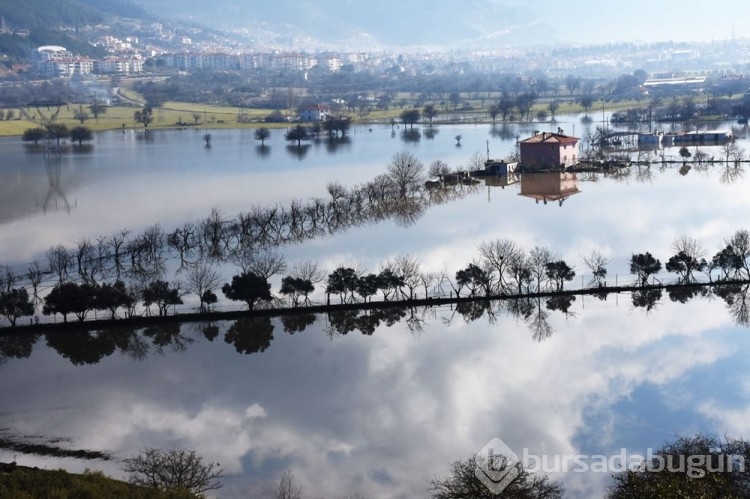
[{"xmin": 135, "ymin": 0, "xmax": 560, "ymax": 50}]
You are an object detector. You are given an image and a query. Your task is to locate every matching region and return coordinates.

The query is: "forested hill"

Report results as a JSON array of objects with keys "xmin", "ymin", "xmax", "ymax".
[
  {"xmin": 0, "ymin": 0, "xmax": 151, "ymax": 30},
  {"xmin": 0, "ymin": 0, "xmax": 151, "ymax": 58}
]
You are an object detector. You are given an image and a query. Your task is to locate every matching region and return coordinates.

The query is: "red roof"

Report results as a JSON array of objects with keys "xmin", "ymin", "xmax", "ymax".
[{"xmin": 521, "ymin": 132, "xmax": 579, "ymax": 144}]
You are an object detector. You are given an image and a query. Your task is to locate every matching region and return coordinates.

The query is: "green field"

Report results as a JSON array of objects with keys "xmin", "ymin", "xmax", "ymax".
[
  {"xmin": 0, "ymin": 102, "xmax": 283, "ymax": 136},
  {"xmin": 0, "ymin": 96, "xmax": 645, "ymax": 137}
]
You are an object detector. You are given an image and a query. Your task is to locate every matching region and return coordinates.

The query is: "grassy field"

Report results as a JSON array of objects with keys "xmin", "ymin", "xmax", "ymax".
[
  {"xmin": 0, "ymin": 102, "xmax": 283, "ymax": 136},
  {"xmin": 0, "ymin": 97, "xmax": 646, "ymax": 137}
]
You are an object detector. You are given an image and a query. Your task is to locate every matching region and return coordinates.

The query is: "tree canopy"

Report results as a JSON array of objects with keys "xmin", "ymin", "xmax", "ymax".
[{"xmin": 222, "ymin": 272, "xmax": 271, "ymax": 310}]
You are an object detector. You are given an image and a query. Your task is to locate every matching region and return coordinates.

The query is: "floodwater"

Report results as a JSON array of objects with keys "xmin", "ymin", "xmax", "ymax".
[{"xmin": 0, "ymin": 116, "xmax": 749, "ymax": 497}]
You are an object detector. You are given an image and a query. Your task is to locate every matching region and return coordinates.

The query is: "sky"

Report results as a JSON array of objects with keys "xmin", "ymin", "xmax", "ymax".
[
  {"xmin": 139, "ymin": 0, "xmax": 750, "ymax": 49},
  {"xmin": 541, "ymin": 0, "xmax": 750, "ymax": 44}
]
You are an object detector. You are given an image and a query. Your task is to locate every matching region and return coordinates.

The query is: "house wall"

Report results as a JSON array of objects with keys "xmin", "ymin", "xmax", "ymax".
[{"xmin": 520, "ymin": 141, "xmax": 578, "ymax": 168}]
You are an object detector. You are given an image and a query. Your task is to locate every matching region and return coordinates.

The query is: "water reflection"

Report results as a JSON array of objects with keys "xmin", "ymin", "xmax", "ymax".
[
  {"xmin": 285, "ymin": 144, "xmax": 311, "ymax": 160},
  {"xmin": 400, "ymin": 129, "xmax": 421, "ymax": 143},
  {"xmin": 43, "ymin": 155, "xmax": 73, "ymax": 215},
  {"xmin": 224, "ymin": 316, "xmax": 274, "ymax": 354},
  {"xmin": 489, "ymin": 123, "xmax": 517, "ymax": 140},
  {"xmin": 323, "ymin": 136, "xmax": 352, "ymax": 153},
  {"xmin": 9, "ymin": 283, "xmax": 750, "ymax": 368},
  {"xmin": 424, "ymin": 127, "xmax": 439, "ymax": 140},
  {"xmin": 518, "ymin": 172, "xmax": 581, "ymax": 206},
  {"xmin": 2, "ymin": 286, "xmax": 750, "ymax": 497}
]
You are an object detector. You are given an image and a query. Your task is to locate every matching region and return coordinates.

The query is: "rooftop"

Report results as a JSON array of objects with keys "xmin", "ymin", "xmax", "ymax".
[{"xmin": 520, "ymin": 131, "xmax": 579, "ymax": 144}]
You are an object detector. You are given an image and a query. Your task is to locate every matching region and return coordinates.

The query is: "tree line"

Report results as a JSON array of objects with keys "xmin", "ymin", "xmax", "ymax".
[
  {"xmin": 0, "ymin": 151, "xmax": 474, "ymax": 326},
  {"xmin": 4, "ymin": 150, "xmax": 750, "ymax": 328},
  {"xmin": 4, "ymin": 227, "xmax": 750, "ymax": 331}
]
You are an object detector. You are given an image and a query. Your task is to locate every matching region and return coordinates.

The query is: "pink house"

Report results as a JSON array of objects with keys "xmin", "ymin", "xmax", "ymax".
[{"xmin": 519, "ymin": 131, "xmax": 580, "ymax": 169}]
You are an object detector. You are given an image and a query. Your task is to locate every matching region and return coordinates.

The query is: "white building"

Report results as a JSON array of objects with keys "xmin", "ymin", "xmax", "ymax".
[{"xmin": 300, "ymin": 104, "xmax": 330, "ymax": 122}]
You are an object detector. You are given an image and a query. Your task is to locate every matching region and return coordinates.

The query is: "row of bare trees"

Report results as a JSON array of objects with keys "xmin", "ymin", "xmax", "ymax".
[{"xmin": 1, "ymin": 151, "xmax": 471, "ymax": 291}]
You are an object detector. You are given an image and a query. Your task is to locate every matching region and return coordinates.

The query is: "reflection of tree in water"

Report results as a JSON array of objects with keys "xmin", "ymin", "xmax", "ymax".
[
  {"xmin": 667, "ymin": 286, "xmax": 707, "ymax": 304},
  {"xmin": 285, "ymin": 144, "xmax": 311, "ymax": 160},
  {"xmin": 0, "ymin": 333, "xmax": 39, "ymax": 365},
  {"xmin": 325, "ymin": 307, "xmax": 408, "ymax": 337},
  {"xmin": 720, "ymin": 163, "xmax": 744, "ymax": 185},
  {"xmin": 441, "ymin": 297, "xmax": 564, "ymax": 341},
  {"xmin": 529, "ymin": 299, "xmax": 554, "ymax": 342},
  {"xmin": 281, "ymin": 313, "xmax": 317, "ymax": 334},
  {"xmin": 224, "ymin": 316, "xmax": 274, "ymax": 354},
  {"xmin": 19, "ymin": 155, "xmax": 481, "ymax": 284},
  {"xmin": 454, "ymin": 300, "xmax": 491, "ymax": 323},
  {"xmin": 325, "ymin": 136, "xmax": 352, "ymax": 153},
  {"xmin": 546, "ymin": 295, "xmax": 576, "ymax": 315},
  {"xmin": 633, "ymin": 165, "xmax": 654, "ymax": 184},
  {"xmin": 45, "ymin": 330, "xmax": 117, "ymax": 366},
  {"xmin": 504, "ymin": 297, "xmax": 562, "ymax": 342},
  {"xmin": 631, "ymin": 288, "xmax": 662, "ymax": 312},
  {"xmin": 424, "ymin": 127, "xmax": 439, "ymax": 140},
  {"xmin": 42, "ymin": 154, "xmax": 73, "ymax": 214},
  {"xmin": 389, "ymin": 197, "xmax": 425, "ymax": 228},
  {"xmin": 197, "ymin": 322, "xmax": 220, "ymax": 341},
  {"xmin": 714, "ymin": 283, "xmax": 750, "ymax": 326},
  {"xmin": 255, "ymin": 145, "xmax": 271, "ymax": 158},
  {"xmin": 489, "ymin": 124, "xmax": 517, "ymax": 140},
  {"xmin": 110, "ymin": 326, "xmax": 150, "ymax": 360},
  {"xmin": 325, "ymin": 309, "xmax": 360, "ymax": 336},
  {"xmin": 401, "ymin": 129, "xmax": 421, "ymax": 143},
  {"xmin": 143, "ymin": 323, "xmax": 193, "ymax": 353}
]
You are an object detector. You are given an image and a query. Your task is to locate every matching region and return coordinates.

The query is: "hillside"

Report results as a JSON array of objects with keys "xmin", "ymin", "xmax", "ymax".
[
  {"xmin": 0, "ymin": 0, "xmax": 151, "ymax": 59},
  {"xmin": 0, "ymin": 463, "xmax": 197, "ymax": 498},
  {"xmin": 137, "ymin": 0, "xmax": 557, "ymax": 50},
  {"xmin": 0, "ymin": 0, "xmax": 151, "ymax": 30}
]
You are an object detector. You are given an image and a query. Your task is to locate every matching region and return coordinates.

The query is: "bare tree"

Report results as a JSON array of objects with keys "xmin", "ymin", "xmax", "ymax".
[
  {"xmin": 478, "ymin": 239, "xmax": 521, "ymax": 291},
  {"xmin": 234, "ymin": 249, "xmax": 287, "ymax": 280},
  {"xmin": 507, "ymin": 250, "xmax": 532, "ymax": 295},
  {"xmin": 112, "ymin": 229, "xmax": 130, "ymax": 278},
  {"xmin": 274, "ymin": 469, "xmax": 303, "ymax": 499},
  {"xmin": 724, "ymin": 229, "xmax": 750, "ymax": 278},
  {"xmin": 671, "ymin": 235, "xmax": 704, "ymax": 259},
  {"xmin": 186, "ymin": 263, "xmax": 223, "ymax": 312},
  {"xmin": 47, "ymin": 245, "xmax": 71, "ymax": 284},
  {"xmin": 529, "ymin": 246, "xmax": 555, "ymax": 292},
  {"xmin": 28, "ymin": 261, "xmax": 44, "ymax": 305},
  {"xmin": 168, "ymin": 222, "xmax": 198, "ymax": 271},
  {"xmin": 200, "ymin": 208, "xmax": 228, "ymax": 261},
  {"xmin": 75, "ymin": 238, "xmax": 96, "ymax": 283},
  {"xmin": 581, "ymin": 249, "xmax": 611, "ymax": 287},
  {"xmin": 391, "ymin": 254, "xmax": 422, "ymax": 299},
  {"xmin": 429, "ymin": 160, "xmax": 451, "ymax": 180},
  {"xmin": 0, "ymin": 266, "xmax": 15, "ymax": 293},
  {"xmin": 467, "ymin": 151, "xmax": 485, "ymax": 171},
  {"xmin": 387, "ymin": 151, "xmax": 424, "ymax": 197},
  {"xmin": 290, "ymin": 260, "xmax": 325, "ymax": 284},
  {"xmin": 430, "ymin": 455, "xmax": 563, "ymax": 499},
  {"xmin": 123, "ymin": 448, "xmax": 223, "ymax": 495}
]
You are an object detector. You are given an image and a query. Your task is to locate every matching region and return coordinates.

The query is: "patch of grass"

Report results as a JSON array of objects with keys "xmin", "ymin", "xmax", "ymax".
[
  {"xmin": 0, "ymin": 103, "xmax": 284, "ymax": 136},
  {"xmin": 0, "ymin": 465, "xmax": 198, "ymax": 498}
]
